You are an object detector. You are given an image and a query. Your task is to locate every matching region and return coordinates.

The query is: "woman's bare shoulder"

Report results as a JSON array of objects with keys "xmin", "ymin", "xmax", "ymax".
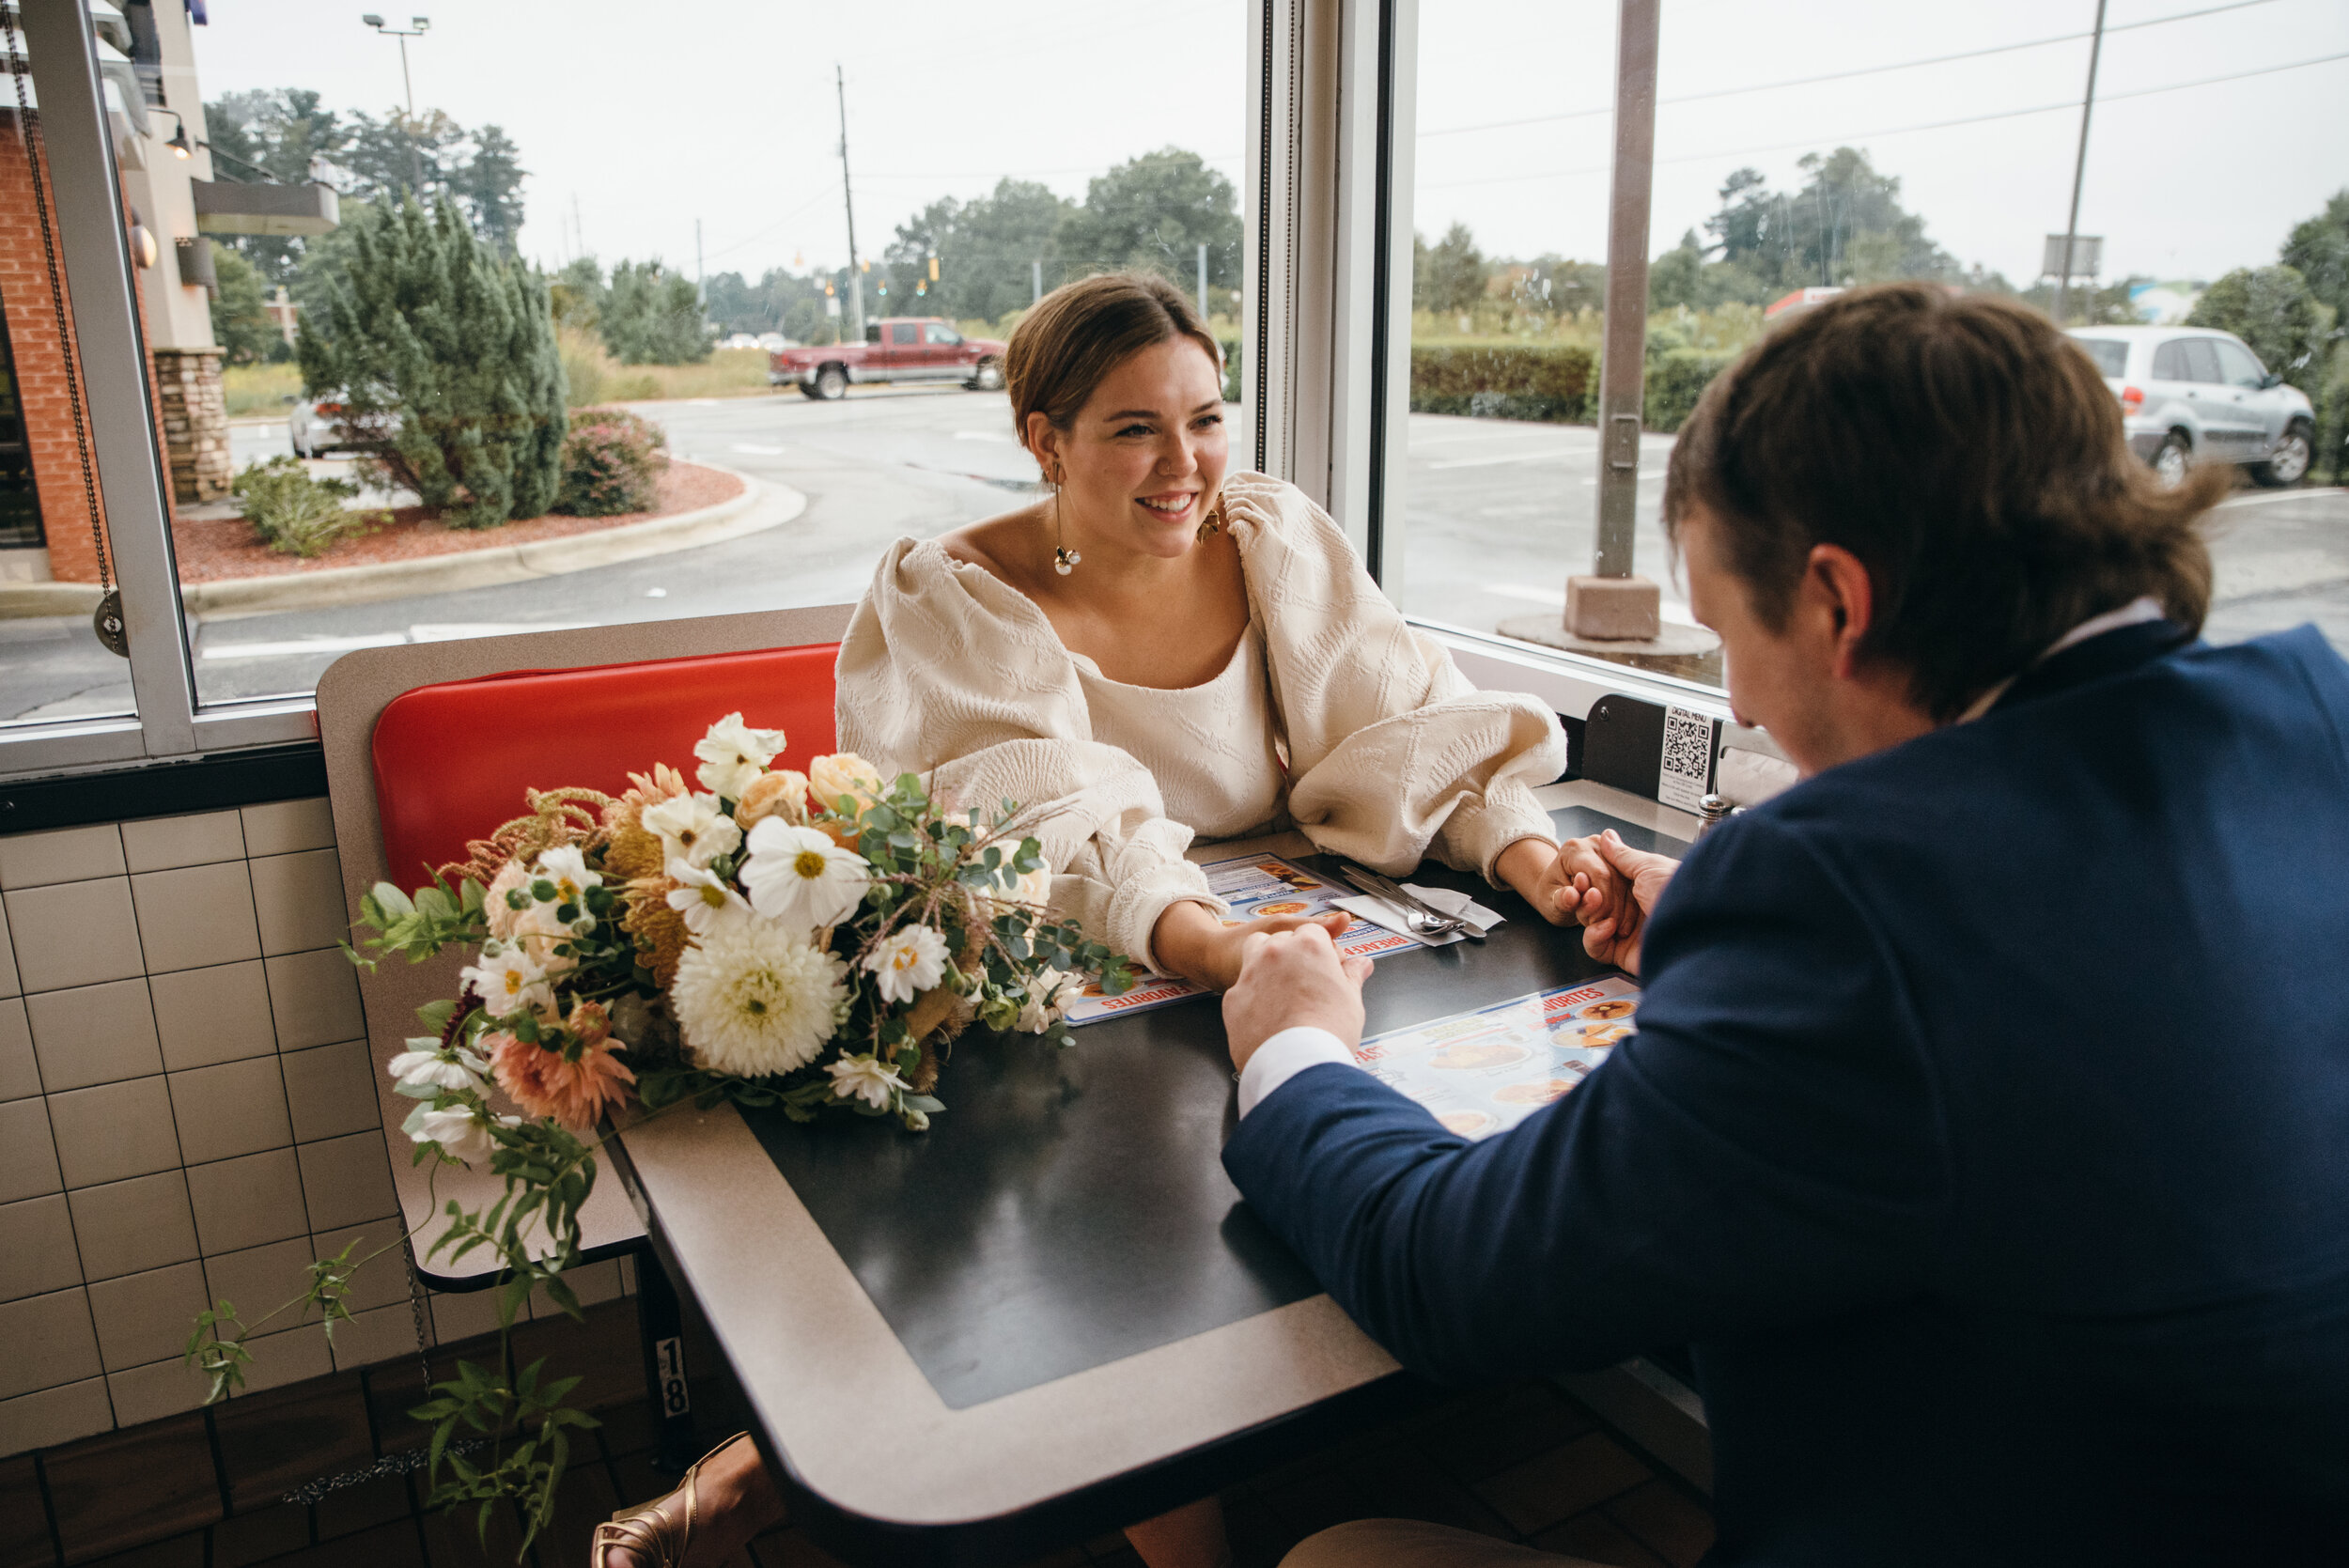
[{"xmin": 937, "ymin": 505, "xmax": 1044, "ymax": 583}]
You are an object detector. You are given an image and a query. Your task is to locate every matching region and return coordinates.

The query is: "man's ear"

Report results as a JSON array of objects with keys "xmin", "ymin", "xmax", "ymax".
[{"xmin": 1805, "ymin": 543, "xmax": 1876, "ymax": 682}]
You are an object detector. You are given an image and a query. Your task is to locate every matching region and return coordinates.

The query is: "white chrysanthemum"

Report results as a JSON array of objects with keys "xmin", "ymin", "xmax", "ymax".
[
  {"xmin": 460, "ymin": 943, "xmax": 554, "ymax": 1020},
  {"xmin": 662, "ymin": 857, "xmax": 751, "ymax": 936},
  {"xmin": 533, "ymin": 845, "xmax": 602, "ymax": 908},
  {"xmin": 863, "ymin": 924, "xmax": 949, "ymax": 1006},
  {"xmin": 1016, "ymin": 969, "xmax": 1076, "ymax": 1034},
  {"xmin": 387, "ymin": 1040, "xmax": 492, "ymax": 1095},
  {"xmin": 695, "ymin": 712, "xmax": 787, "ymax": 801},
  {"xmin": 671, "ymin": 919, "xmax": 848, "ymax": 1077},
  {"xmin": 807, "ymin": 752, "xmax": 885, "ymax": 815},
  {"xmin": 642, "ymin": 792, "xmax": 742, "ymax": 870},
  {"xmin": 739, "ymin": 818, "xmax": 868, "ymax": 929},
  {"xmin": 826, "ymin": 1052, "xmax": 909, "ymax": 1110}
]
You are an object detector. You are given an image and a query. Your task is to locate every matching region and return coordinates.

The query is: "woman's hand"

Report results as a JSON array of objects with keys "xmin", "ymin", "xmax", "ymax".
[
  {"xmin": 1497, "ymin": 836, "xmax": 1585, "ymax": 927},
  {"xmin": 1151, "ymin": 899, "xmax": 1351, "ymax": 992},
  {"xmin": 1556, "ymin": 830, "xmax": 1679, "ymax": 974}
]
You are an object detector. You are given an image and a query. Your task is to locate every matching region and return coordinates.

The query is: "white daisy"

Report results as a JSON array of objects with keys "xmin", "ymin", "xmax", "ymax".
[
  {"xmin": 863, "ymin": 924, "xmax": 950, "ymax": 1006},
  {"xmin": 406, "ymin": 1103, "xmax": 520, "ymax": 1165},
  {"xmin": 670, "ymin": 919, "xmax": 848, "ymax": 1077},
  {"xmin": 460, "ymin": 943, "xmax": 555, "ymax": 1020},
  {"xmin": 533, "ymin": 845, "xmax": 602, "ymax": 908},
  {"xmin": 694, "ymin": 712, "xmax": 787, "ymax": 801},
  {"xmin": 662, "ymin": 857, "xmax": 751, "ymax": 936},
  {"xmin": 642, "ymin": 792, "xmax": 741, "ymax": 870},
  {"xmin": 387, "ymin": 1040, "xmax": 492, "ymax": 1095},
  {"xmin": 826, "ymin": 1052, "xmax": 909, "ymax": 1110},
  {"xmin": 739, "ymin": 819, "xmax": 868, "ymax": 929}
]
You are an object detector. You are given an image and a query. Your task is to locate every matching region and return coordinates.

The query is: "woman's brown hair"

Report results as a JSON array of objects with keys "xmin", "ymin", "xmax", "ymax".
[
  {"xmin": 1004, "ymin": 272, "xmax": 1223, "ymax": 460},
  {"xmin": 1664, "ymin": 283, "xmax": 2229, "ymax": 722}
]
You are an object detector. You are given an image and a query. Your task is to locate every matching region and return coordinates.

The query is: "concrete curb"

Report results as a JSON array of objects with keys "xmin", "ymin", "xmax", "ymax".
[{"xmin": 0, "ymin": 466, "xmax": 804, "ymax": 622}]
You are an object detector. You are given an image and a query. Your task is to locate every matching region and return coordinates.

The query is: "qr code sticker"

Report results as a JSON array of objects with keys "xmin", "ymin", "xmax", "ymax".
[{"xmin": 1657, "ymin": 705, "xmax": 1715, "ymax": 812}]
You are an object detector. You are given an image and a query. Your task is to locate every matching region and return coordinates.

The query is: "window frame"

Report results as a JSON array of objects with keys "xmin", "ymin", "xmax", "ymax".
[{"xmin": 8, "ymin": 0, "xmax": 1732, "ymax": 793}]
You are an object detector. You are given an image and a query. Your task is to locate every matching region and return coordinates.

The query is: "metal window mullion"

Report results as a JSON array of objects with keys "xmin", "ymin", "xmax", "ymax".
[
  {"xmin": 21, "ymin": 0, "xmax": 197, "ymax": 757},
  {"xmin": 1324, "ymin": 0, "xmax": 1386, "ymax": 571},
  {"xmin": 1372, "ymin": 0, "xmax": 1416, "ymax": 598}
]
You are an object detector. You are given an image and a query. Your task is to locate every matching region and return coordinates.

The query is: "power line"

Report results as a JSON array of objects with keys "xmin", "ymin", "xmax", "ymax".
[
  {"xmin": 1421, "ymin": 47, "xmax": 2349, "ymax": 192},
  {"xmin": 1417, "ymin": 0, "xmax": 2287, "ymax": 142}
]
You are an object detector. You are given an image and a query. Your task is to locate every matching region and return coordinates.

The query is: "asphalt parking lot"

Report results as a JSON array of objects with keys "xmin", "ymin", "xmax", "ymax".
[{"xmin": 1, "ymin": 387, "xmax": 2342, "ymax": 721}]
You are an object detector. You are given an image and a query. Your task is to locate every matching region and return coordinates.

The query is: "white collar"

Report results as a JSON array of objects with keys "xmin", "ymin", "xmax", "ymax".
[{"xmin": 1954, "ymin": 597, "xmax": 2166, "ymax": 723}]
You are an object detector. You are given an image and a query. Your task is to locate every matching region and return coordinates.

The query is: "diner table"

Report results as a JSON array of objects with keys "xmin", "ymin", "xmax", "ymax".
[{"xmin": 606, "ymin": 779, "xmax": 1700, "ymax": 1566}]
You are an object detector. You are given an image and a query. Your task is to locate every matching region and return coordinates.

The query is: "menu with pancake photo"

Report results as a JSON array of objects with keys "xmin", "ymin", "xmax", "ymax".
[
  {"xmin": 1351, "ymin": 976, "xmax": 1644, "ymax": 1139},
  {"xmin": 1064, "ymin": 853, "xmax": 1418, "ymax": 1023}
]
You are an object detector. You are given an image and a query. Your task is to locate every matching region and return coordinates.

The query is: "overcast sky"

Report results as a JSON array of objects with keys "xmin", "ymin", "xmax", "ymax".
[{"xmin": 190, "ymin": 0, "xmax": 2346, "ymax": 292}]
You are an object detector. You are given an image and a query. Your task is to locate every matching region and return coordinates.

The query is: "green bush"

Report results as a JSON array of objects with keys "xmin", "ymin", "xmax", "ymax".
[
  {"xmin": 297, "ymin": 196, "xmax": 567, "ymax": 531},
  {"xmin": 1410, "ymin": 344, "xmax": 1595, "ymax": 423},
  {"xmin": 232, "ymin": 457, "xmax": 369, "ymax": 557},
  {"xmin": 555, "ymin": 407, "xmax": 668, "ymax": 517},
  {"xmin": 1217, "ymin": 334, "xmax": 1242, "ymax": 404},
  {"xmin": 1641, "ymin": 348, "xmax": 1738, "ymax": 433}
]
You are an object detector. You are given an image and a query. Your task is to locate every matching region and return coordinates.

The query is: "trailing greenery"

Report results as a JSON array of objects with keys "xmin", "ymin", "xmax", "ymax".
[
  {"xmin": 555, "ymin": 407, "xmax": 668, "ymax": 517},
  {"xmin": 231, "ymin": 456, "xmax": 374, "ymax": 557},
  {"xmin": 297, "ymin": 196, "xmax": 568, "ymax": 530}
]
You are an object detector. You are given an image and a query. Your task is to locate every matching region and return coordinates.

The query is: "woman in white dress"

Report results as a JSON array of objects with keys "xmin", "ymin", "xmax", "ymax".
[{"xmin": 594, "ymin": 273, "xmax": 1583, "ymax": 1568}]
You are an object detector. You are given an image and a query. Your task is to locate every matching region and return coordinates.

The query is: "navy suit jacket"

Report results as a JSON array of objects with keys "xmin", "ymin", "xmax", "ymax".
[{"xmin": 1224, "ymin": 622, "xmax": 2349, "ymax": 1565}]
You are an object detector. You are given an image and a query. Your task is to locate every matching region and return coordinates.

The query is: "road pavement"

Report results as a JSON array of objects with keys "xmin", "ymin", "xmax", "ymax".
[{"xmin": 1, "ymin": 386, "xmax": 2343, "ymax": 723}]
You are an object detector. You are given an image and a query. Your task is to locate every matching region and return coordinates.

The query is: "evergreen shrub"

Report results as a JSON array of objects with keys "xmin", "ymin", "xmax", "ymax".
[
  {"xmin": 1642, "ymin": 349, "xmax": 1739, "ymax": 433},
  {"xmin": 233, "ymin": 457, "xmax": 369, "ymax": 557},
  {"xmin": 297, "ymin": 197, "xmax": 568, "ymax": 530},
  {"xmin": 556, "ymin": 407, "xmax": 668, "ymax": 517},
  {"xmin": 1410, "ymin": 344, "xmax": 1595, "ymax": 423}
]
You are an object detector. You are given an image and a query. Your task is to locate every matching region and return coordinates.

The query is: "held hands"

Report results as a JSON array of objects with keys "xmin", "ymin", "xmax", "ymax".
[
  {"xmin": 1222, "ymin": 922, "xmax": 1373, "ymax": 1075},
  {"xmin": 1496, "ymin": 836, "xmax": 1587, "ymax": 927},
  {"xmin": 1152, "ymin": 900, "xmax": 1353, "ymax": 993},
  {"xmin": 1551, "ymin": 830, "xmax": 1679, "ymax": 974}
]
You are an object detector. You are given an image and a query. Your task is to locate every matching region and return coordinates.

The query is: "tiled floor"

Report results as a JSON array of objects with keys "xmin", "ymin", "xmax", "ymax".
[{"xmin": 10, "ymin": 1297, "xmax": 1713, "ymax": 1568}]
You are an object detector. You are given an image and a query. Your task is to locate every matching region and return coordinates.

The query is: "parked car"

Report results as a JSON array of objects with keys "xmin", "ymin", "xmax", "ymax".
[
  {"xmin": 2067, "ymin": 326, "xmax": 2315, "ymax": 489},
  {"xmin": 283, "ymin": 391, "xmax": 395, "ymax": 458},
  {"xmin": 768, "ymin": 318, "xmax": 1008, "ymax": 400}
]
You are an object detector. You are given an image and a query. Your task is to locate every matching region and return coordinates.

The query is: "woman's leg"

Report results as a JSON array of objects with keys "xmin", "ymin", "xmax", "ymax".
[
  {"xmin": 598, "ymin": 1436, "xmax": 787, "ymax": 1568},
  {"xmin": 1122, "ymin": 1495, "xmax": 1233, "ymax": 1568}
]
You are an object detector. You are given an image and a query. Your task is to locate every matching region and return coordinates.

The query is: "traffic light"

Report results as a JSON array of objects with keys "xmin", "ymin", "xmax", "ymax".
[{"xmin": 927, "ymin": 256, "xmax": 940, "ymax": 282}]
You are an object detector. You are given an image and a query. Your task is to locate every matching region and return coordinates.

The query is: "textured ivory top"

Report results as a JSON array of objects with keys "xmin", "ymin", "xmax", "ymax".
[{"xmin": 834, "ymin": 472, "xmax": 1567, "ymax": 970}]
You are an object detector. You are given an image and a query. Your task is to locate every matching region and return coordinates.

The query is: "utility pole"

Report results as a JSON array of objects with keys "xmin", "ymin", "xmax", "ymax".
[
  {"xmin": 2053, "ymin": 0, "xmax": 2108, "ymax": 326},
  {"xmin": 1197, "ymin": 242, "xmax": 1208, "ymax": 320},
  {"xmin": 695, "ymin": 218, "xmax": 705, "ymax": 306},
  {"xmin": 835, "ymin": 64, "xmax": 865, "ymax": 342},
  {"xmin": 360, "ymin": 15, "xmax": 430, "ymax": 194}
]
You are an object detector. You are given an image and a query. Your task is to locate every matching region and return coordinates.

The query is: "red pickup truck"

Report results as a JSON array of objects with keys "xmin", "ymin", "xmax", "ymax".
[{"xmin": 769, "ymin": 318, "xmax": 1008, "ymax": 400}]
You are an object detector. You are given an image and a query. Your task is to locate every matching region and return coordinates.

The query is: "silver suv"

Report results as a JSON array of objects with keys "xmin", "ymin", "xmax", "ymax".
[{"xmin": 2068, "ymin": 326, "xmax": 2315, "ymax": 489}]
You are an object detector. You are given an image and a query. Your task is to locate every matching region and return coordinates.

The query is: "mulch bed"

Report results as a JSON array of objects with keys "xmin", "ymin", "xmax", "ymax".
[{"xmin": 164, "ymin": 461, "xmax": 745, "ymax": 584}]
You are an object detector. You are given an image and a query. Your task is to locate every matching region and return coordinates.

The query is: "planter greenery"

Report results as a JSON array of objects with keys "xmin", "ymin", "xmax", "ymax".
[
  {"xmin": 231, "ymin": 457, "xmax": 374, "ymax": 557},
  {"xmin": 298, "ymin": 196, "xmax": 568, "ymax": 530}
]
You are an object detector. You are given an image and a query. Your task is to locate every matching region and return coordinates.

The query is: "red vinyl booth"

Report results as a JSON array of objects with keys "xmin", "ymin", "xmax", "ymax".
[{"xmin": 370, "ymin": 642, "xmax": 839, "ymax": 889}]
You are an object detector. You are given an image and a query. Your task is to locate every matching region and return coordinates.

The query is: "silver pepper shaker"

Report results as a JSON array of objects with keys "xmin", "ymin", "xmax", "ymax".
[{"xmin": 1696, "ymin": 793, "xmax": 1732, "ymax": 841}]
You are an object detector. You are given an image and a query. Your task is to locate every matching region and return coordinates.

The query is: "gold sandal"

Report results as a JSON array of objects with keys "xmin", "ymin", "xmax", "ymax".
[{"xmin": 591, "ymin": 1431, "xmax": 754, "ymax": 1568}]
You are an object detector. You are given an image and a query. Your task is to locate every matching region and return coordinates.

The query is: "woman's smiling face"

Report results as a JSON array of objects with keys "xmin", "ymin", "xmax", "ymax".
[{"xmin": 1030, "ymin": 336, "xmax": 1229, "ymax": 561}]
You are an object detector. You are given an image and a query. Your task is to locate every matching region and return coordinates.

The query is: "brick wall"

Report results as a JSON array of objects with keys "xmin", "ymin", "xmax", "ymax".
[{"xmin": 0, "ymin": 113, "xmax": 105, "ymax": 584}]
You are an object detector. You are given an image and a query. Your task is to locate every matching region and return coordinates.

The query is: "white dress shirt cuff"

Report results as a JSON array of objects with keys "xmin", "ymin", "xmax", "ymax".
[{"xmin": 1237, "ymin": 1027, "xmax": 1363, "ymax": 1116}]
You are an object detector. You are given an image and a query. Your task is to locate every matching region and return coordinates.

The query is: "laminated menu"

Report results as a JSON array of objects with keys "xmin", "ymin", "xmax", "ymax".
[
  {"xmin": 1065, "ymin": 853, "xmax": 1419, "ymax": 1025},
  {"xmin": 1352, "ymin": 976, "xmax": 1642, "ymax": 1140}
]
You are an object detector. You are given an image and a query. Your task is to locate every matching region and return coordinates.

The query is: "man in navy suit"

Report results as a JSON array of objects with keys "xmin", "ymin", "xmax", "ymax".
[{"xmin": 1221, "ymin": 285, "xmax": 2349, "ymax": 1567}]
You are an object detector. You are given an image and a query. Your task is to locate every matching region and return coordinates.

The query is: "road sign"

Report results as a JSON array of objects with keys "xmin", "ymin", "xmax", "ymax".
[{"xmin": 2042, "ymin": 234, "xmax": 2103, "ymax": 279}]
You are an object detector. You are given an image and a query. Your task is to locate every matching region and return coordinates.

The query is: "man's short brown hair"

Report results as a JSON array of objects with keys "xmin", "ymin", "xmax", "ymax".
[{"xmin": 1664, "ymin": 283, "xmax": 2229, "ymax": 721}]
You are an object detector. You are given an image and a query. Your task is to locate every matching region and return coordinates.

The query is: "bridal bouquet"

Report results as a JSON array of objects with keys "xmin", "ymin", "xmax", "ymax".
[
  {"xmin": 179, "ymin": 719, "xmax": 1134, "ymax": 1554},
  {"xmin": 360, "ymin": 715, "xmax": 1135, "ymax": 1139}
]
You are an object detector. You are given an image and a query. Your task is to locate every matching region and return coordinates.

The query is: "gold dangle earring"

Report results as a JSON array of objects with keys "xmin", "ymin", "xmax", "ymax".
[
  {"xmin": 1051, "ymin": 465, "xmax": 1081, "ymax": 575},
  {"xmin": 1196, "ymin": 489, "xmax": 1226, "ymax": 543}
]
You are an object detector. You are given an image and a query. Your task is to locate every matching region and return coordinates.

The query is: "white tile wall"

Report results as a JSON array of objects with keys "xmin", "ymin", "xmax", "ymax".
[{"xmin": 0, "ymin": 799, "xmax": 636, "ymax": 1460}]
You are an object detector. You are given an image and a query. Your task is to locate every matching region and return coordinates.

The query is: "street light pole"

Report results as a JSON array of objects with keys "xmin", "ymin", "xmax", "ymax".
[
  {"xmin": 2053, "ymin": 0, "xmax": 2108, "ymax": 327},
  {"xmin": 361, "ymin": 14, "xmax": 430, "ymax": 194},
  {"xmin": 835, "ymin": 64, "xmax": 865, "ymax": 342}
]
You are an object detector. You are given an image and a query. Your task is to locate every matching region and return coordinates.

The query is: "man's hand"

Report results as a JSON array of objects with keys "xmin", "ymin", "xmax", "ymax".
[
  {"xmin": 1556, "ymin": 831, "xmax": 1680, "ymax": 974},
  {"xmin": 1223, "ymin": 923, "xmax": 1373, "ymax": 1076}
]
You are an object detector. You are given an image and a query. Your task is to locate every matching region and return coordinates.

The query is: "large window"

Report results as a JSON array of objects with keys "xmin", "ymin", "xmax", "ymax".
[
  {"xmin": 0, "ymin": 0, "xmax": 1245, "ymax": 765},
  {"xmin": 1392, "ymin": 0, "xmax": 2349, "ymax": 685}
]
